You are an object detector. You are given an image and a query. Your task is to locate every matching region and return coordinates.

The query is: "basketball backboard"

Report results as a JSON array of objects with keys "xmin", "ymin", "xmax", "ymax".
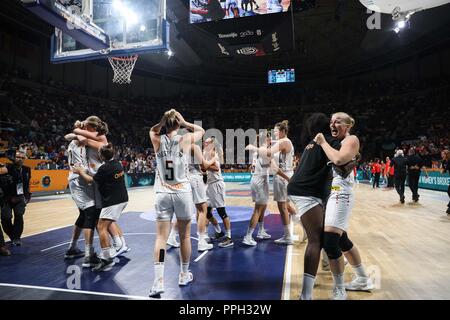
[{"xmin": 45, "ymin": 0, "xmax": 169, "ymax": 63}]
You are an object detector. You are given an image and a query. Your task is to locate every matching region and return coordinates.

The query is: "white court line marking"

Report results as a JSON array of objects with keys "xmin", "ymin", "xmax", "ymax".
[
  {"xmin": 0, "ymin": 283, "xmax": 149, "ymax": 300},
  {"xmin": 281, "ymin": 222, "xmax": 295, "ymax": 300},
  {"xmin": 21, "ymin": 224, "xmax": 72, "ymax": 240},
  {"xmin": 40, "ymin": 233, "xmax": 157, "ymax": 252},
  {"xmin": 194, "ymin": 250, "xmax": 208, "ymax": 262}
]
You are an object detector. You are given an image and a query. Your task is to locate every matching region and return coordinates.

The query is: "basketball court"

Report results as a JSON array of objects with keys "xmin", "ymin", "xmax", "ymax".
[{"xmin": 1, "ymin": 181, "xmax": 449, "ymax": 300}]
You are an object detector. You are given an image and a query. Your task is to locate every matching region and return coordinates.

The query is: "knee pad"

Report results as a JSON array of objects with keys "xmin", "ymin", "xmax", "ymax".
[
  {"xmin": 206, "ymin": 207, "xmax": 213, "ymax": 220},
  {"xmin": 83, "ymin": 206, "xmax": 100, "ymax": 229},
  {"xmin": 339, "ymin": 231, "xmax": 354, "ymax": 252},
  {"xmin": 217, "ymin": 207, "xmax": 228, "ymax": 220},
  {"xmin": 323, "ymin": 232, "xmax": 342, "ymax": 260},
  {"xmin": 75, "ymin": 209, "xmax": 85, "ymax": 228}
]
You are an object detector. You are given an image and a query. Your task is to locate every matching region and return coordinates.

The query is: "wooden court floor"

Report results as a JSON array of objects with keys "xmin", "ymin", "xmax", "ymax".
[{"xmin": 14, "ymin": 182, "xmax": 450, "ymax": 300}]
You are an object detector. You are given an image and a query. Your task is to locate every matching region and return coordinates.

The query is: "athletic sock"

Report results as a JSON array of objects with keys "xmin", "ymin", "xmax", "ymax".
[
  {"xmin": 284, "ymin": 225, "xmax": 291, "ymax": 238},
  {"xmin": 225, "ymin": 229, "xmax": 231, "ymax": 238},
  {"xmin": 258, "ymin": 222, "xmax": 264, "ymax": 232},
  {"xmin": 154, "ymin": 262, "xmax": 164, "ymax": 281},
  {"xmin": 353, "ymin": 263, "xmax": 368, "ymax": 278},
  {"xmin": 301, "ymin": 273, "xmax": 316, "ymax": 300},
  {"xmin": 85, "ymin": 244, "xmax": 94, "ymax": 257},
  {"xmin": 198, "ymin": 232, "xmax": 204, "ymax": 243},
  {"xmin": 102, "ymin": 247, "xmax": 111, "ymax": 260},
  {"xmin": 113, "ymin": 235, "xmax": 122, "ymax": 249},
  {"xmin": 120, "ymin": 236, "xmax": 126, "ymax": 248},
  {"xmin": 333, "ymin": 272, "xmax": 345, "ymax": 288},
  {"xmin": 181, "ymin": 262, "xmax": 189, "ymax": 274},
  {"xmin": 246, "ymin": 227, "xmax": 255, "ymax": 237},
  {"xmin": 213, "ymin": 224, "xmax": 221, "ymax": 233}
]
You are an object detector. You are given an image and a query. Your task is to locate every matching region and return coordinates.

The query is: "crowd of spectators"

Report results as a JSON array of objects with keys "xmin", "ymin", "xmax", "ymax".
[{"xmin": 1, "ymin": 69, "xmax": 449, "ymax": 174}]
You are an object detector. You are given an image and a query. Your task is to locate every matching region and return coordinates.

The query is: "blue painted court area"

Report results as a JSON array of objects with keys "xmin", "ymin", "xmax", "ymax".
[{"xmin": 0, "ymin": 207, "xmax": 287, "ymax": 300}]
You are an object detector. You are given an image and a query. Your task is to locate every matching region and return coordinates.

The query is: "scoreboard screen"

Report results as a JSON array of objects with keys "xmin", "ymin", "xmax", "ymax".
[{"xmin": 268, "ymin": 69, "xmax": 295, "ymax": 84}]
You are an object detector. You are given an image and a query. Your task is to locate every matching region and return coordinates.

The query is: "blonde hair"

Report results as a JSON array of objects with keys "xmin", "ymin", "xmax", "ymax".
[
  {"xmin": 164, "ymin": 109, "xmax": 179, "ymax": 132},
  {"xmin": 332, "ymin": 112, "xmax": 355, "ymax": 129},
  {"xmin": 85, "ymin": 116, "xmax": 109, "ymax": 135},
  {"xmin": 275, "ymin": 120, "xmax": 289, "ymax": 134}
]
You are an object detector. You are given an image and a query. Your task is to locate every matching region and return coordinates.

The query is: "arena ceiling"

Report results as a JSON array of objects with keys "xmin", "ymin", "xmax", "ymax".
[{"xmin": 1, "ymin": 0, "xmax": 450, "ymax": 85}]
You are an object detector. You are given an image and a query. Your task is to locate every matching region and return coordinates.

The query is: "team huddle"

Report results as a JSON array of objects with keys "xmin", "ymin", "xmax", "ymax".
[{"xmin": 64, "ymin": 110, "xmax": 373, "ymax": 300}]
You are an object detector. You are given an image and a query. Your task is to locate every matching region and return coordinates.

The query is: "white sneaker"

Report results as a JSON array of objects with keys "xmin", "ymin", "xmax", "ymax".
[
  {"xmin": 198, "ymin": 241, "xmax": 213, "ymax": 252},
  {"xmin": 274, "ymin": 236, "xmax": 293, "ymax": 245},
  {"xmin": 112, "ymin": 244, "xmax": 131, "ymax": 258},
  {"xmin": 178, "ymin": 272, "xmax": 194, "ymax": 286},
  {"xmin": 149, "ymin": 277, "xmax": 164, "ymax": 297},
  {"xmin": 345, "ymin": 276, "xmax": 374, "ymax": 291},
  {"xmin": 167, "ymin": 236, "xmax": 180, "ymax": 248},
  {"xmin": 204, "ymin": 234, "xmax": 210, "ymax": 242},
  {"xmin": 321, "ymin": 259, "xmax": 330, "ymax": 271},
  {"xmin": 242, "ymin": 236, "xmax": 257, "ymax": 246},
  {"xmin": 332, "ymin": 286, "xmax": 347, "ymax": 300},
  {"xmin": 256, "ymin": 230, "xmax": 272, "ymax": 239}
]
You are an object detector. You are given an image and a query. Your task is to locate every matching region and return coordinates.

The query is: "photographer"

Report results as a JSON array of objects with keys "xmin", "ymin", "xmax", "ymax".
[{"xmin": 0, "ymin": 150, "xmax": 31, "ymax": 246}]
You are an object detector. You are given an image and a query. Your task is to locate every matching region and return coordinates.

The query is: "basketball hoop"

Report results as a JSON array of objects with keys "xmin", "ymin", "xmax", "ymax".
[{"xmin": 108, "ymin": 55, "xmax": 138, "ymax": 84}]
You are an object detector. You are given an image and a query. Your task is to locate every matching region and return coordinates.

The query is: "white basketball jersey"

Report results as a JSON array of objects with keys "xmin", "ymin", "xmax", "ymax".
[
  {"xmin": 155, "ymin": 134, "xmax": 190, "ymax": 193},
  {"xmin": 331, "ymin": 167, "xmax": 354, "ymax": 194},
  {"xmin": 275, "ymin": 140, "xmax": 294, "ymax": 172},
  {"xmin": 68, "ymin": 140, "xmax": 87, "ymax": 181},
  {"xmin": 207, "ymin": 158, "xmax": 223, "ymax": 184},
  {"xmin": 252, "ymin": 153, "xmax": 270, "ymax": 176}
]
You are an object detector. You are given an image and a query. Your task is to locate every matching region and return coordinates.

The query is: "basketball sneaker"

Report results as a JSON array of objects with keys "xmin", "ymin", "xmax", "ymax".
[
  {"xmin": 210, "ymin": 231, "xmax": 225, "ymax": 241},
  {"xmin": 242, "ymin": 236, "xmax": 257, "ymax": 246},
  {"xmin": 178, "ymin": 272, "xmax": 194, "ymax": 286},
  {"xmin": 345, "ymin": 275, "xmax": 374, "ymax": 291},
  {"xmin": 64, "ymin": 248, "xmax": 84, "ymax": 259},
  {"xmin": 167, "ymin": 234, "xmax": 180, "ymax": 248},
  {"xmin": 82, "ymin": 254, "xmax": 100, "ymax": 268},
  {"xmin": 331, "ymin": 286, "xmax": 347, "ymax": 300},
  {"xmin": 149, "ymin": 277, "xmax": 164, "ymax": 297},
  {"xmin": 198, "ymin": 241, "xmax": 213, "ymax": 252},
  {"xmin": 112, "ymin": 244, "xmax": 131, "ymax": 258},
  {"xmin": 92, "ymin": 258, "xmax": 115, "ymax": 272},
  {"xmin": 218, "ymin": 237, "xmax": 234, "ymax": 248},
  {"xmin": 256, "ymin": 230, "xmax": 271, "ymax": 239},
  {"xmin": 274, "ymin": 236, "xmax": 293, "ymax": 245}
]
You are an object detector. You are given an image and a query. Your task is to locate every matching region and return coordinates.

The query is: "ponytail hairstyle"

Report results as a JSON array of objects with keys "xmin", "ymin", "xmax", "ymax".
[
  {"xmin": 275, "ymin": 120, "xmax": 289, "ymax": 135},
  {"xmin": 99, "ymin": 143, "xmax": 115, "ymax": 161},
  {"xmin": 164, "ymin": 109, "xmax": 180, "ymax": 132},
  {"xmin": 332, "ymin": 112, "xmax": 355, "ymax": 130},
  {"xmin": 85, "ymin": 116, "xmax": 109, "ymax": 136}
]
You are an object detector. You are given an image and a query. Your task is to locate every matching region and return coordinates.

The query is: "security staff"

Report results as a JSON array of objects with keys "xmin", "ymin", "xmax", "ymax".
[
  {"xmin": 0, "ymin": 150, "xmax": 31, "ymax": 246},
  {"xmin": 0, "ymin": 166, "xmax": 12, "ymax": 256}
]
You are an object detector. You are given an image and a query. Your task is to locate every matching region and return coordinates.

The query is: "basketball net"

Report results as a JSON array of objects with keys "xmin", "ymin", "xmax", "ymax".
[{"xmin": 108, "ymin": 55, "xmax": 138, "ymax": 84}]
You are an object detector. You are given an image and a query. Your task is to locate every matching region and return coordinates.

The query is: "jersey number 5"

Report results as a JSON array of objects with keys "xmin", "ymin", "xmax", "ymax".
[{"xmin": 165, "ymin": 160, "xmax": 174, "ymax": 181}]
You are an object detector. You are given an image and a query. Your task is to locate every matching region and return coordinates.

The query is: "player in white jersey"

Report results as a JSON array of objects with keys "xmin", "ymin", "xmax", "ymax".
[
  {"xmin": 203, "ymin": 137, "xmax": 233, "ymax": 248},
  {"xmin": 243, "ymin": 132, "xmax": 290, "ymax": 246},
  {"xmin": 149, "ymin": 109, "xmax": 205, "ymax": 298},
  {"xmin": 189, "ymin": 143, "xmax": 217, "ymax": 251},
  {"xmin": 64, "ymin": 123, "xmax": 92, "ymax": 260},
  {"xmin": 247, "ymin": 121, "xmax": 298, "ymax": 245},
  {"xmin": 314, "ymin": 112, "xmax": 374, "ymax": 300},
  {"xmin": 68, "ymin": 117, "xmax": 129, "ymax": 266}
]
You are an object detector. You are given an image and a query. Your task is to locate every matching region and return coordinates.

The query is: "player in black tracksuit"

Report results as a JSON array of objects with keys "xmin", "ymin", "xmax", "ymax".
[
  {"xmin": 406, "ymin": 148, "xmax": 428, "ymax": 203},
  {"xmin": 287, "ymin": 113, "xmax": 340, "ymax": 300}
]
